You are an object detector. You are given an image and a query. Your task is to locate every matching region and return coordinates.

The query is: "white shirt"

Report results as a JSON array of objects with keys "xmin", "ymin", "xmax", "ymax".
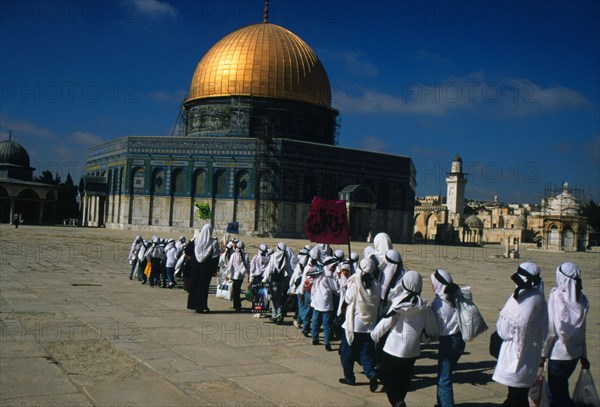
[
  {"xmin": 342, "ymin": 275, "xmax": 379, "ymax": 333},
  {"xmin": 310, "ymin": 271, "xmax": 339, "ymax": 312},
  {"xmin": 226, "ymin": 251, "xmax": 248, "ymax": 281},
  {"xmin": 493, "ymin": 288, "xmax": 548, "ymax": 388},
  {"xmin": 165, "ymin": 244, "xmax": 177, "ymax": 268},
  {"xmin": 431, "ymin": 296, "xmax": 460, "ymax": 336},
  {"xmin": 250, "ymin": 253, "xmax": 270, "ymax": 281},
  {"xmin": 371, "ymin": 299, "xmax": 439, "ymax": 358}
]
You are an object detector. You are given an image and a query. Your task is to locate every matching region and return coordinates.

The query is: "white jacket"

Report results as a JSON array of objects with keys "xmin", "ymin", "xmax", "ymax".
[
  {"xmin": 165, "ymin": 243, "xmax": 177, "ymax": 268},
  {"xmin": 371, "ymin": 298, "xmax": 439, "ymax": 358},
  {"xmin": 310, "ymin": 270, "xmax": 339, "ymax": 312},
  {"xmin": 226, "ymin": 250, "xmax": 249, "ymax": 281},
  {"xmin": 493, "ymin": 288, "xmax": 548, "ymax": 388},
  {"xmin": 250, "ymin": 254, "xmax": 270, "ymax": 281}
]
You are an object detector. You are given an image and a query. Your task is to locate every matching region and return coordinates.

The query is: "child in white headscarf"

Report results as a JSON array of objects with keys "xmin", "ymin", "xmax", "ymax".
[
  {"xmin": 309, "ymin": 255, "xmax": 339, "ymax": 351},
  {"xmin": 339, "ymin": 258, "xmax": 380, "ymax": 391},
  {"xmin": 371, "ymin": 270, "xmax": 439, "ymax": 407},
  {"xmin": 542, "ymin": 262, "xmax": 589, "ymax": 407},
  {"xmin": 493, "ymin": 262, "xmax": 548, "ymax": 407},
  {"xmin": 226, "ymin": 241, "xmax": 249, "ymax": 312},
  {"xmin": 263, "ymin": 242, "xmax": 293, "ymax": 324},
  {"xmin": 430, "ymin": 269, "xmax": 463, "ymax": 407}
]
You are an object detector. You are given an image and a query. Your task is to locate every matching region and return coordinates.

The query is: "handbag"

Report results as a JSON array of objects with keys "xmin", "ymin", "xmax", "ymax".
[
  {"xmin": 216, "ymin": 281, "xmax": 232, "ymax": 301},
  {"xmin": 454, "ymin": 286, "xmax": 488, "ymax": 342},
  {"xmin": 144, "ymin": 262, "xmax": 152, "ymax": 278},
  {"xmin": 245, "ymin": 287, "xmax": 253, "ymax": 301},
  {"xmin": 489, "ymin": 331, "xmax": 502, "ymax": 359},
  {"xmin": 528, "ymin": 361, "xmax": 550, "ymax": 407},
  {"xmin": 573, "ymin": 368, "xmax": 600, "ymax": 407}
]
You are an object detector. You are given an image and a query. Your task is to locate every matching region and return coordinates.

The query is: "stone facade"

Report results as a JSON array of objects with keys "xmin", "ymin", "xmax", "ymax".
[{"xmin": 84, "ymin": 136, "xmax": 416, "ymax": 242}]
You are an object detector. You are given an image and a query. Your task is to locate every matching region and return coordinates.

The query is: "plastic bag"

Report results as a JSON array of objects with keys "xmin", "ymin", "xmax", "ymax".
[
  {"xmin": 528, "ymin": 363, "xmax": 550, "ymax": 407},
  {"xmin": 454, "ymin": 286, "xmax": 488, "ymax": 342},
  {"xmin": 216, "ymin": 281, "xmax": 232, "ymax": 301},
  {"xmin": 573, "ymin": 368, "xmax": 600, "ymax": 407}
]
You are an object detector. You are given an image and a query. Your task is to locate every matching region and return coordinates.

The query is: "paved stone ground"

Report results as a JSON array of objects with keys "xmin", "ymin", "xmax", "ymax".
[{"xmin": 0, "ymin": 225, "xmax": 598, "ymax": 407}]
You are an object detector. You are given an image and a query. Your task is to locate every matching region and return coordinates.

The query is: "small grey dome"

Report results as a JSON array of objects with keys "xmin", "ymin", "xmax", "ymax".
[
  {"xmin": 0, "ymin": 138, "xmax": 30, "ymax": 167},
  {"xmin": 464, "ymin": 214, "xmax": 483, "ymax": 229}
]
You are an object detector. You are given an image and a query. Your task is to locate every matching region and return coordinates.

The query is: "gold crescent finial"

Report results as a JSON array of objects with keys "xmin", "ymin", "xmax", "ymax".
[{"xmin": 263, "ymin": 0, "xmax": 269, "ymax": 23}]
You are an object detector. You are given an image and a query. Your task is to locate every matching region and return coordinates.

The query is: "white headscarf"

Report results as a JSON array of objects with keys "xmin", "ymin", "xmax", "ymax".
[
  {"xmin": 272, "ymin": 242, "xmax": 288, "ymax": 272},
  {"xmin": 373, "ymin": 232, "xmax": 393, "ymax": 269},
  {"xmin": 194, "ymin": 223, "xmax": 213, "ymax": 263},
  {"xmin": 431, "ymin": 268, "xmax": 453, "ymax": 303},
  {"xmin": 390, "ymin": 270, "xmax": 423, "ymax": 311},
  {"xmin": 552, "ymin": 262, "xmax": 589, "ymax": 342},
  {"xmin": 381, "ymin": 249, "xmax": 404, "ymax": 303},
  {"xmin": 511, "ymin": 262, "xmax": 543, "ymax": 299}
]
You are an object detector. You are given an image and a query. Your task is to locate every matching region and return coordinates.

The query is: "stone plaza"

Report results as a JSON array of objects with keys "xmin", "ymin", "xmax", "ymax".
[{"xmin": 1, "ymin": 225, "xmax": 598, "ymax": 406}]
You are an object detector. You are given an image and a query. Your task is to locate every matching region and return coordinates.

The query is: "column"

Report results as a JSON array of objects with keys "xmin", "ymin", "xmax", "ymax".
[
  {"xmin": 9, "ymin": 199, "xmax": 15, "ymax": 224},
  {"xmin": 38, "ymin": 202, "xmax": 44, "ymax": 224}
]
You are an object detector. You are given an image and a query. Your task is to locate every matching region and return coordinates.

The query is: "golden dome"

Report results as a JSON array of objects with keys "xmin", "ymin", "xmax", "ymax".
[{"xmin": 186, "ymin": 23, "xmax": 331, "ymax": 107}]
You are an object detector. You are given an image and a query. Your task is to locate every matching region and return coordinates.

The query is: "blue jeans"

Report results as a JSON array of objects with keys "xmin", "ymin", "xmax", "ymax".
[
  {"xmin": 437, "ymin": 333, "xmax": 465, "ymax": 407},
  {"xmin": 548, "ymin": 358, "xmax": 578, "ymax": 407},
  {"xmin": 301, "ymin": 292, "xmax": 313, "ymax": 335},
  {"xmin": 311, "ymin": 310, "xmax": 332, "ymax": 345},
  {"xmin": 340, "ymin": 332, "xmax": 377, "ymax": 383},
  {"xmin": 165, "ymin": 267, "xmax": 174, "ymax": 284},
  {"xmin": 296, "ymin": 293, "xmax": 305, "ymax": 324}
]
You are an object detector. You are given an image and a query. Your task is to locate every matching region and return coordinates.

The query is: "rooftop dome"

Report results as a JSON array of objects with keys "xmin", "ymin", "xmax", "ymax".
[
  {"xmin": 547, "ymin": 182, "xmax": 580, "ymax": 216},
  {"xmin": 0, "ymin": 137, "xmax": 30, "ymax": 168},
  {"xmin": 464, "ymin": 215, "xmax": 484, "ymax": 229},
  {"xmin": 186, "ymin": 22, "xmax": 331, "ymax": 107}
]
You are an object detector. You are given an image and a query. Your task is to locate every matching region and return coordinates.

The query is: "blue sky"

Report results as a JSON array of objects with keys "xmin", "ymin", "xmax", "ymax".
[{"xmin": 1, "ymin": 0, "xmax": 598, "ymax": 204}]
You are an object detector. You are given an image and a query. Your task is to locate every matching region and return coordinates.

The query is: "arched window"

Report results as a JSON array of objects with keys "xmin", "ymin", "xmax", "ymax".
[
  {"xmin": 236, "ymin": 170, "xmax": 250, "ymax": 199},
  {"xmin": 193, "ymin": 170, "xmax": 206, "ymax": 197},
  {"xmin": 131, "ymin": 167, "xmax": 145, "ymax": 193},
  {"xmin": 172, "ymin": 169, "xmax": 185, "ymax": 195},
  {"xmin": 151, "ymin": 169, "xmax": 165, "ymax": 195},
  {"xmin": 214, "ymin": 170, "xmax": 228, "ymax": 197}
]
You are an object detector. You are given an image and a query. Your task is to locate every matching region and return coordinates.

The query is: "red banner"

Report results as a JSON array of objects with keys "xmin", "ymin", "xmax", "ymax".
[{"xmin": 305, "ymin": 196, "xmax": 349, "ymax": 244}]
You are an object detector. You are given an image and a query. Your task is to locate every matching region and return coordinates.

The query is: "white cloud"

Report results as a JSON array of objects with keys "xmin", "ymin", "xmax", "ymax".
[
  {"xmin": 148, "ymin": 90, "xmax": 187, "ymax": 104},
  {"xmin": 359, "ymin": 135, "xmax": 387, "ymax": 152},
  {"xmin": 71, "ymin": 131, "xmax": 103, "ymax": 145},
  {"xmin": 53, "ymin": 147, "xmax": 77, "ymax": 162},
  {"xmin": 0, "ymin": 114, "xmax": 54, "ymax": 139},
  {"xmin": 319, "ymin": 48, "xmax": 379, "ymax": 77},
  {"xmin": 334, "ymin": 74, "xmax": 592, "ymax": 117},
  {"xmin": 129, "ymin": 0, "xmax": 177, "ymax": 19}
]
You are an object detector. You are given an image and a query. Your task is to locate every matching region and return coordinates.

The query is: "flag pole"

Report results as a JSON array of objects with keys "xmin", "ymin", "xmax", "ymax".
[{"xmin": 345, "ymin": 200, "xmax": 352, "ymax": 259}]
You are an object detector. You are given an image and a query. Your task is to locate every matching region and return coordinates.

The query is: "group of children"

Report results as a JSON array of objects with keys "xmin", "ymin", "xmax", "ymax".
[
  {"xmin": 127, "ymin": 234, "xmax": 188, "ymax": 288},
  {"xmin": 127, "ymin": 231, "xmax": 590, "ymax": 407}
]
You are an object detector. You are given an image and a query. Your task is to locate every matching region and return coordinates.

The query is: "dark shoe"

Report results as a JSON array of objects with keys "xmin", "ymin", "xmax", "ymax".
[
  {"xmin": 129, "ymin": 276, "xmax": 132, "ymax": 280},
  {"xmin": 302, "ymin": 331, "xmax": 310, "ymax": 338},
  {"xmin": 393, "ymin": 402, "xmax": 406, "ymax": 407},
  {"xmin": 369, "ymin": 377, "xmax": 378, "ymax": 393},
  {"xmin": 312, "ymin": 339, "xmax": 319, "ymax": 345},
  {"xmin": 338, "ymin": 378, "xmax": 355, "ymax": 386},
  {"xmin": 195, "ymin": 309, "xmax": 204, "ymax": 314},
  {"xmin": 141, "ymin": 281, "xmax": 146, "ymax": 285},
  {"xmin": 325, "ymin": 344, "xmax": 333, "ymax": 352}
]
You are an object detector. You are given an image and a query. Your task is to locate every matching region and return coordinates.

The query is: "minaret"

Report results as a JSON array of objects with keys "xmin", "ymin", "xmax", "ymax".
[{"xmin": 446, "ymin": 154, "xmax": 467, "ymax": 215}]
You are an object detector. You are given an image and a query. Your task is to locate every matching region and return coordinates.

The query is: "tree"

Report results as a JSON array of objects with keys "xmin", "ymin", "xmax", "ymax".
[
  {"xmin": 37, "ymin": 170, "xmax": 60, "ymax": 185},
  {"xmin": 57, "ymin": 173, "xmax": 79, "ymax": 221},
  {"xmin": 582, "ymin": 200, "xmax": 600, "ymax": 232}
]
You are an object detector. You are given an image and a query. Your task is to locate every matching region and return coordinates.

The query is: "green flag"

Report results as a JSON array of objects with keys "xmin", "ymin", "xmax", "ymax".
[{"xmin": 195, "ymin": 202, "xmax": 211, "ymax": 220}]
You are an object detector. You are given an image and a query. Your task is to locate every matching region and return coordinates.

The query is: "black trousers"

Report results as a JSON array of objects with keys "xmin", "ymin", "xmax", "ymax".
[
  {"xmin": 502, "ymin": 386, "xmax": 530, "ymax": 407},
  {"xmin": 232, "ymin": 279, "xmax": 243, "ymax": 310},
  {"xmin": 378, "ymin": 351, "xmax": 417, "ymax": 406}
]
